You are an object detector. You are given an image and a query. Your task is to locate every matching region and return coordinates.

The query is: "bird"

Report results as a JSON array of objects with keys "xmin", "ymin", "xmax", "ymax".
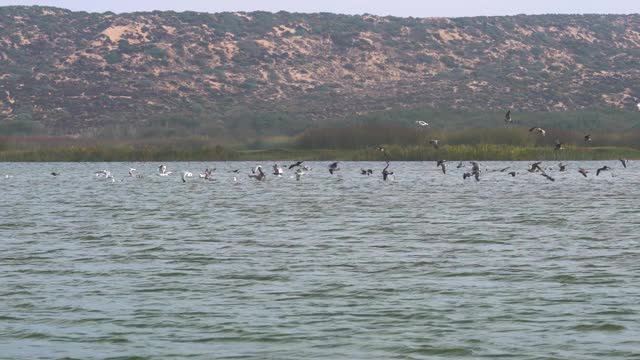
[
  {"xmin": 128, "ymin": 169, "xmax": 143, "ymax": 178},
  {"xmin": 541, "ymin": 173, "xmax": 555, "ymax": 182},
  {"xmin": 596, "ymin": 166, "xmax": 611, "ymax": 176},
  {"xmin": 463, "ymin": 172, "xmax": 472, "ymax": 180},
  {"xmin": 295, "ymin": 168, "xmax": 305, "ymax": 181},
  {"xmin": 584, "ymin": 134, "xmax": 592, "ymax": 143},
  {"xmin": 249, "ymin": 166, "xmax": 266, "ymax": 181},
  {"xmin": 436, "ymin": 160, "xmax": 447, "ymax": 174},
  {"xmin": 288, "ymin": 161, "xmax": 303, "ymax": 170},
  {"xmin": 637, "ymin": 102, "xmax": 640, "ymax": 111},
  {"xmin": 95, "ymin": 170, "xmax": 112, "ymax": 178},
  {"xmin": 416, "ymin": 120, "xmax": 429, "ymax": 126},
  {"xmin": 382, "ymin": 162, "xmax": 394, "ymax": 181},
  {"xmin": 456, "ymin": 161, "xmax": 465, "ymax": 169},
  {"xmin": 504, "ymin": 110, "xmax": 512, "ymax": 123},
  {"xmin": 529, "ymin": 127, "xmax": 546, "ymax": 136},
  {"xmin": 329, "ymin": 162, "xmax": 340, "ymax": 175},
  {"xmin": 528, "ymin": 162, "xmax": 543, "ymax": 173},
  {"xmin": 51, "ymin": 172, "xmax": 60, "ymax": 176},
  {"xmin": 619, "ymin": 158, "xmax": 628, "ymax": 169},
  {"xmin": 272, "ymin": 164, "xmax": 284, "ymax": 176},
  {"xmin": 508, "ymin": 172, "xmax": 517, "ymax": 177},
  {"xmin": 181, "ymin": 171, "xmax": 193, "ymax": 183},
  {"xmin": 158, "ymin": 165, "xmax": 172, "ymax": 176},
  {"xmin": 230, "ymin": 169, "xmax": 240, "ymax": 173},
  {"xmin": 200, "ymin": 168, "xmax": 215, "ymax": 180},
  {"xmin": 558, "ymin": 163, "xmax": 567, "ymax": 172},
  {"xmin": 360, "ymin": 169, "xmax": 373, "ymax": 176},
  {"xmin": 375, "ymin": 145, "xmax": 385, "ymax": 153},
  {"xmin": 429, "ymin": 139, "xmax": 439, "ymax": 149},
  {"xmin": 470, "ymin": 161, "xmax": 480, "ymax": 181},
  {"xmin": 578, "ymin": 169, "xmax": 589, "ymax": 178},
  {"xmin": 554, "ymin": 139, "xmax": 564, "ymax": 151}
]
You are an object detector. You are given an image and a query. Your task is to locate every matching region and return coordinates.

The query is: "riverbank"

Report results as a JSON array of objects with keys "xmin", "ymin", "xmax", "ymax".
[{"xmin": 1, "ymin": 144, "xmax": 639, "ymax": 162}]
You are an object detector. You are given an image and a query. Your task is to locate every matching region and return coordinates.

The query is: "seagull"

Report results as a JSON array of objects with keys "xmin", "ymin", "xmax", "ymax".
[
  {"xmin": 158, "ymin": 165, "xmax": 172, "ymax": 176},
  {"xmin": 128, "ymin": 168, "xmax": 143, "ymax": 178},
  {"xmin": 637, "ymin": 102, "xmax": 640, "ymax": 111},
  {"xmin": 181, "ymin": 171, "xmax": 193, "ymax": 183},
  {"xmin": 554, "ymin": 139, "xmax": 564, "ymax": 151},
  {"xmin": 295, "ymin": 168, "xmax": 305, "ymax": 181},
  {"xmin": 528, "ymin": 162, "xmax": 543, "ymax": 173},
  {"xmin": 541, "ymin": 173, "xmax": 555, "ymax": 182},
  {"xmin": 504, "ymin": 110, "xmax": 512, "ymax": 123},
  {"xmin": 249, "ymin": 166, "xmax": 266, "ymax": 181},
  {"xmin": 416, "ymin": 120, "xmax": 429, "ymax": 126},
  {"xmin": 329, "ymin": 162, "xmax": 340, "ymax": 175},
  {"xmin": 584, "ymin": 134, "xmax": 592, "ymax": 143},
  {"xmin": 470, "ymin": 161, "xmax": 480, "ymax": 181},
  {"xmin": 51, "ymin": 172, "xmax": 60, "ymax": 176},
  {"xmin": 558, "ymin": 163, "xmax": 567, "ymax": 171},
  {"xmin": 272, "ymin": 164, "xmax": 284, "ymax": 176},
  {"xmin": 619, "ymin": 158, "xmax": 628, "ymax": 168},
  {"xmin": 596, "ymin": 166, "xmax": 611, "ymax": 176},
  {"xmin": 529, "ymin": 127, "xmax": 546, "ymax": 136},
  {"xmin": 429, "ymin": 139, "xmax": 439, "ymax": 149},
  {"xmin": 436, "ymin": 160, "xmax": 447, "ymax": 174},
  {"xmin": 95, "ymin": 170, "xmax": 113, "ymax": 178},
  {"xmin": 288, "ymin": 161, "xmax": 303, "ymax": 170},
  {"xmin": 382, "ymin": 162, "xmax": 394, "ymax": 181},
  {"xmin": 578, "ymin": 169, "xmax": 589, "ymax": 178},
  {"xmin": 360, "ymin": 169, "xmax": 373, "ymax": 175},
  {"xmin": 200, "ymin": 168, "xmax": 215, "ymax": 180},
  {"xmin": 508, "ymin": 172, "xmax": 517, "ymax": 177}
]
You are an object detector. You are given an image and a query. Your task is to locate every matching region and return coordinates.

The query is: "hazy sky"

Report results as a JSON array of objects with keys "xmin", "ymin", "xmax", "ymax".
[{"xmin": 1, "ymin": 0, "xmax": 639, "ymax": 17}]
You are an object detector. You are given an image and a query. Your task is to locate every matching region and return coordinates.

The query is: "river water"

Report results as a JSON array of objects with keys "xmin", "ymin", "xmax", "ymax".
[{"xmin": 1, "ymin": 161, "xmax": 639, "ymax": 359}]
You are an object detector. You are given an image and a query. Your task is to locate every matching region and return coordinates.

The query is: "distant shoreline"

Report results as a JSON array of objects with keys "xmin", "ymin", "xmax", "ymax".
[{"xmin": 1, "ymin": 145, "xmax": 638, "ymax": 162}]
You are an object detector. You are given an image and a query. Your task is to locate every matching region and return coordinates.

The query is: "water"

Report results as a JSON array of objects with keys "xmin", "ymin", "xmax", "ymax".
[{"xmin": 1, "ymin": 161, "xmax": 639, "ymax": 359}]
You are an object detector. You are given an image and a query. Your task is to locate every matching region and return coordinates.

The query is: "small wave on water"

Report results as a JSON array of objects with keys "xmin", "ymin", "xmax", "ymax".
[{"xmin": 1, "ymin": 161, "xmax": 640, "ymax": 359}]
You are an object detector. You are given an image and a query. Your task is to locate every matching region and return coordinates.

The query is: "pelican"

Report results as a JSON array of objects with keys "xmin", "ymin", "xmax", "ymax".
[
  {"xmin": 436, "ymin": 160, "xmax": 447, "ymax": 174},
  {"xmin": 429, "ymin": 139, "xmax": 439, "ymax": 149},
  {"xmin": 329, "ymin": 162, "xmax": 340, "ymax": 175},
  {"xmin": 596, "ymin": 166, "xmax": 611, "ymax": 176},
  {"xmin": 416, "ymin": 120, "xmax": 429, "ymax": 126},
  {"xmin": 288, "ymin": 161, "xmax": 303, "ymax": 170},
  {"xmin": 578, "ymin": 169, "xmax": 589, "ymax": 178},
  {"xmin": 558, "ymin": 163, "xmax": 567, "ymax": 172},
  {"xmin": 382, "ymin": 162, "xmax": 394, "ymax": 181},
  {"xmin": 584, "ymin": 134, "xmax": 592, "ymax": 142},
  {"xmin": 272, "ymin": 164, "xmax": 284, "ymax": 176},
  {"xmin": 181, "ymin": 171, "xmax": 193, "ymax": 183},
  {"xmin": 504, "ymin": 110, "xmax": 512, "ymax": 123},
  {"xmin": 619, "ymin": 158, "xmax": 628, "ymax": 168},
  {"xmin": 554, "ymin": 139, "xmax": 564, "ymax": 151},
  {"xmin": 249, "ymin": 166, "xmax": 266, "ymax": 181},
  {"xmin": 529, "ymin": 127, "xmax": 546, "ymax": 136}
]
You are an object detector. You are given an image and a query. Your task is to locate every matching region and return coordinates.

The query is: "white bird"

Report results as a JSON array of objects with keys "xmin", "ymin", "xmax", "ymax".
[
  {"xmin": 272, "ymin": 164, "xmax": 284, "ymax": 176},
  {"xmin": 95, "ymin": 170, "xmax": 113, "ymax": 178},
  {"xmin": 181, "ymin": 171, "xmax": 193, "ymax": 183},
  {"xmin": 249, "ymin": 166, "xmax": 266, "ymax": 181},
  {"xmin": 529, "ymin": 127, "xmax": 546, "ymax": 136},
  {"xmin": 295, "ymin": 168, "xmax": 305, "ymax": 181},
  {"xmin": 158, "ymin": 164, "xmax": 172, "ymax": 176},
  {"xmin": 416, "ymin": 120, "xmax": 429, "ymax": 126},
  {"xmin": 637, "ymin": 102, "xmax": 640, "ymax": 111}
]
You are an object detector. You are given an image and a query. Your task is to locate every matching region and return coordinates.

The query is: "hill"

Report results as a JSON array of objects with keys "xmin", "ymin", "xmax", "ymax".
[{"xmin": 1, "ymin": 6, "xmax": 640, "ymax": 137}]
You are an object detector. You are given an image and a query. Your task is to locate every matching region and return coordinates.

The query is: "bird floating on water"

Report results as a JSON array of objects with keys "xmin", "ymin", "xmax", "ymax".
[
  {"xmin": 181, "ymin": 171, "xmax": 193, "ymax": 183},
  {"xmin": 51, "ymin": 172, "xmax": 60, "ymax": 176},
  {"xmin": 558, "ymin": 163, "xmax": 567, "ymax": 172},
  {"xmin": 273, "ymin": 164, "xmax": 284, "ymax": 176},
  {"xmin": 360, "ymin": 168, "xmax": 373, "ymax": 175},
  {"xmin": 249, "ymin": 166, "xmax": 266, "ymax": 181},
  {"xmin": 584, "ymin": 134, "xmax": 592, "ymax": 143},
  {"xmin": 158, "ymin": 165, "xmax": 172, "ymax": 176}
]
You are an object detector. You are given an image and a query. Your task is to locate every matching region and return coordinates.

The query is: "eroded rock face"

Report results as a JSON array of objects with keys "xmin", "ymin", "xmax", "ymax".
[{"xmin": 1, "ymin": 6, "xmax": 639, "ymax": 133}]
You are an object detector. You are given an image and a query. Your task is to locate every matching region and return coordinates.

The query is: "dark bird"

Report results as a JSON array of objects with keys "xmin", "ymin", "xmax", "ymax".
[
  {"xmin": 329, "ymin": 162, "xmax": 340, "ymax": 175},
  {"xmin": 463, "ymin": 172, "xmax": 472, "ymax": 180},
  {"xmin": 456, "ymin": 161, "xmax": 465, "ymax": 168},
  {"xmin": 619, "ymin": 158, "xmax": 628, "ymax": 168},
  {"xmin": 529, "ymin": 127, "xmax": 546, "ymax": 136},
  {"xmin": 230, "ymin": 169, "xmax": 240, "ymax": 173},
  {"xmin": 436, "ymin": 160, "xmax": 447, "ymax": 174},
  {"xmin": 578, "ymin": 169, "xmax": 589, "ymax": 178},
  {"xmin": 51, "ymin": 172, "xmax": 60, "ymax": 176},
  {"xmin": 558, "ymin": 163, "xmax": 567, "ymax": 171},
  {"xmin": 470, "ymin": 162, "xmax": 480, "ymax": 181},
  {"xmin": 376, "ymin": 145, "xmax": 385, "ymax": 153},
  {"xmin": 382, "ymin": 162, "xmax": 394, "ymax": 181},
  {"xmin": 429, "ymin": 139, "xmax": 440, "ymax": 149},
  {"xmin": 528, "ymin": 162, "xmax": 543, "ymax": 173},
  {"xmin": 584, "ymin": 134, "xmax": 592, "ymax": 142},
  {"xmin": 288, "ymin": 161, "xmax": 303, "ymax": 170},
  {"xmin": 508, "ymin": 172, "xmax": 517, "ymax": 177},
  {"xmin": 504, "ymin": 110, "xmax": 512, "ymax": 123},
  {"xmin": 360, "ymin": 169, "xmax": 373, "ymax": 175},
  {"xmin": 554, "ymin": 139, "xmax": 564, "ymax": 151},
  {"xmin": 248, "ymin": 166, "xmax": 266, "ymax": 181},
  {"xmin": 596, "ymin": 166, "xmax": 611, "ymax": 176},
  {"xmin": 541, "ymin": 173, "xmax": 555, "ymax": 182}
]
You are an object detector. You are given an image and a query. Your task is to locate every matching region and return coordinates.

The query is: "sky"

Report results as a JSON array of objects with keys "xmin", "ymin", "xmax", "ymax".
[{"xmin": 1, "ymin": 0, "xmax": 639, "ymax": 17}]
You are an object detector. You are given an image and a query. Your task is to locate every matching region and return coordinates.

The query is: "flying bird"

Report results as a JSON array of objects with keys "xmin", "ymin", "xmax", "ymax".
[
  {"xmin": 272, "ymin": 164, "xmax": 284, "ymax": 176},
  {"xmin": 529, "ymin": 127, "xmax": 546, "ymax": 136},
  {"xmin": 619, "ymin": 158, "xmax": 628, "ymax": 169},
  {"xmin": 295, "ymin": 168, "xmax": 305, "ymax": 181},
  {"xmin": 528, "ymin": 162, "xmax": 543, "ymax": 173},
  {"xmin": 329, "ymin": 162, "xmax": 340, "ymax": 175},
  {"xmin": 596, "ymin": 166, "xmax": 611, "ymax": 176},
  {"xmin": 578, "ymin": 169, "xmax": 589, "ymax": 178},
  {"xmin": 382, "ymin": 162, "xmax": 394, "ymax": 181},
  {"xmin": 584, "ymin": 134, "xmax": 592, "ymax": 142},
  {"xmin": 429, "ymin": 139, "xmax": 439, "ymax": 149},
  {"xmin": 249, "ymin": 166, "xmax": 266, "ymax": 181},
  {"xmin": 288, "ymin": 161, "xmax": 303, "ymax": 169},
  {"xmin": 436, "ymin": 160, "xmax": 447, "ymax": 174},
  {"xmin": 416, "ymin": 120, "xmax": 429, "ymax": 126},
  {"xmin": 360, "ymin": 169, "xmax": 373, "ymax": 175},
  {"xmin": 558, "ymin": 163, "xmax": 567, "ymax": 172},
  {"xmin": 504, "ymin": 110, "xmax": 512, "ymax": 123},
  {"xmin": 541, "ymin": 173, "xmax": 555, "ymax": 182},
  {"xmin": 554, "ymin": 139, "xmax": 564, "ymax": 151}
]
